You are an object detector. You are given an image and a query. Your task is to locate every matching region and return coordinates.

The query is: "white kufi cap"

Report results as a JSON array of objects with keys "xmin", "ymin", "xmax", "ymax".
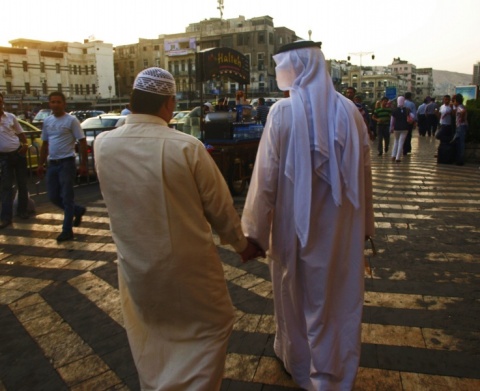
[{"xmin": 133, "ymin": 67, "xmax": 176, "ymax": 96}]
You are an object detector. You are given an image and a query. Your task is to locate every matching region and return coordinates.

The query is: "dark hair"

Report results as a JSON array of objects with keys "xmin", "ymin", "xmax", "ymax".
[
  {"xmin": 454, "ymin": 93, "xmax": 464, "ymax": 104},
  {"xmin": 443, "ymin": 94, "xmax": 450, "ymax": 100},
  {"xmin": 259, "ymin": 97, "xmax": 265, "ymax": 104},
  {"xmin": 48, "ymin": 91, "xmax": 66, "ymax": 102},
  {"xmin": 405, "ymin": 92, "xmax": 412, "ymax": 99},
  {"xmin": 130, "ymin": 89, "xmax": 170, "ymax": 114},
  {"xmin": 346, "ymin": 87, "xmax": 356, "ymax": 93}
]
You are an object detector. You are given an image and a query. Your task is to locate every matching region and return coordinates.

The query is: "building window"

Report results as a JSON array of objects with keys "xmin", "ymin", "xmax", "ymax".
[
  {"xmin": 23, "ymin": 61, "xmax": 28, "ymax": 71},
  {"xmin": 143, "ymin": 47, "xmax": 147, "ymax": 51},
  {"xmin": 269, "ymin": 33, "xmax": 273, "ymax": 45},
  {"xmin": 155, "ymin": 58, "xmax": 161, "ymax": 67},
  {"xmin": 6, "ymin": 82, "xmax": 12, "ymax": 93},
  {"xmin": 79, "ymin": 66, "xmax": 82, "ymax": 75},
  {"xmin": 129, "ymin": 61, "xmax": 135, "ymax": 73},
  {"xmin": 181, "ymin": 60, "xmax": 186, "ymax": 72},
  {"xmin": 92, "ymin": 84, "xmax": 96, "ymax": 94},
  {"xmin": 154, "ymin": 45, "xmax": 159, "ymax": 50},
  {"xmin": 257, "ymin": 53, "xmax": 264, "ymax": 71},
  {"xmin": 80, "ymin": 85, "xmax": 83, "ymax": 95},
  {"xmin": 258, "ymin": 32, "xmax": 265, "ymax": 44},
  {"xmin": 91, "ymin": 65, "xmax": 95, "ymax": 74},
  {"xmin": 143, "ymin": 59, "xmax": 148, "ymax": 68},
  {"xmin": 75, "ymin": 84, "xmax": 79, "ymax": 94},
  {"xmin": 57, "ymin": 83, "xmax": 62, "ymax": 92},
  {"xmin": 85, "ymin": 65, "xmax": 89, "ymax": 75},
  {"xmin": 129, "ymin": 47, "xmax": 135, "ymax": 54},
  {"xmin": 42, "ymin": 81, "xmax": 47, "ymax": 94},
  {"xmin": 40, "ymin": 62, "xmax": 45, "ymax": 73},
  {"xmin": 25, "ymin": 83, "xmax": 31, "ymax": 94},
  {"xmin": 86, "ymin": 84, "xmax": 90, "ymax": 95},
  {"xmin": 56, "ymin": 63, "xmax": 60, "ymax": 73},
  {"xmin": 237, "ymin": 34, "xmax": 243, "ymax": 46},
  {"xmin": 73, "ymin": 65, "xmax": 77, "ymax": 75}
]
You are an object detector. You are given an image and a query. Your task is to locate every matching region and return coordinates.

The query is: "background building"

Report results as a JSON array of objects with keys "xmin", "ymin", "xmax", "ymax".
[
  {"xmin": 0, "ymin": 38, "xmax": 114, "ymax": 113},
  {"xmin": 473, "ymin": 61, "xmax": 480, "ymax": 86}
]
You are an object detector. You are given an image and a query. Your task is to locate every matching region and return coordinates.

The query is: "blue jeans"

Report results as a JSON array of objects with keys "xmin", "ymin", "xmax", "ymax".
[
  {"xmin": 0, "ymin": 151, "xmax": 28, "ymax": 222},
  {"xmin": 454, "ymin": 125, "xmax": 467, "ymax": 165},
  {"xmin": 46, "ymin": 157, "xmax": 84, "ymax": 233}
]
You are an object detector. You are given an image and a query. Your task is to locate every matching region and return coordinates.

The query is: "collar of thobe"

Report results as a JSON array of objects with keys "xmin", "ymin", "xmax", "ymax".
[{"xmin": 125, "ymin": 114, "xmax": 169, "ymax": 127}]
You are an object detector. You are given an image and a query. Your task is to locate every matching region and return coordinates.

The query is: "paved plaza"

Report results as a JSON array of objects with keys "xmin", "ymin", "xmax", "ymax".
[{"xmin": 0, "ymin": 134, "xmax": 479, "ymax": 390}]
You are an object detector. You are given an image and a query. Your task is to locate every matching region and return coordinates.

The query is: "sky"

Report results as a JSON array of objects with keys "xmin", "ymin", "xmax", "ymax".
[{"xmin": 2, "ymin": 0, "xmax": 478, "ymax": 75}]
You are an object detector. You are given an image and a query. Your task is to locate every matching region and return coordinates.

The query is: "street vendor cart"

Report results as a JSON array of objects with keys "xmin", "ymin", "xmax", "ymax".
[{"xmin": 196, "ymin": 48, "xmax": 263, "ymax": 195}]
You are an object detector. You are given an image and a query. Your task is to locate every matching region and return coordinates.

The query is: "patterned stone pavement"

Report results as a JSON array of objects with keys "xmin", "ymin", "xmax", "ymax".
[{"xmin": 0, "ymin": 134, "xmax": 479, "ymax": 390}]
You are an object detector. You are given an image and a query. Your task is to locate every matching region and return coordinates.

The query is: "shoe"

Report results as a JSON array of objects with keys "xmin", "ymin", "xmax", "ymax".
[
  {"xmin": 396, "ymin": 160, "xmax": 401, "ymax": 163},
  {"xmin": 391, "ymin": 157, "xmax": 396, "ymax": 162},
  {"xmin": 73, "ymin": 208, "xmax": 86, "ymax": 227},
  {"xmin": 56, "ymin": 231, "xmax": 74, "ymax": 242},
  {"xmin": 0, "ymin": 220, "xmax": 12, "ymax": 229},
  {"xmin": 378, "ymin": 152, "xmax": 382, "ymax": 156}
]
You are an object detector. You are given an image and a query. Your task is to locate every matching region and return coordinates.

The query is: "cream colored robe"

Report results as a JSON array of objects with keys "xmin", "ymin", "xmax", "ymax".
[
  {"xmin": 95, "ymin": 114, "xmax": 247, "ymax": 391},
  {"xmin": 242, "ymin": 99, "xmax": 374, "ymax": 391}
]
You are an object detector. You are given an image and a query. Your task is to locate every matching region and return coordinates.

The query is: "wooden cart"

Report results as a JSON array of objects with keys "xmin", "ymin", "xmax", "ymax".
[
  {"xmin": 205, "ymin": 135, "xmax": 260, "ymax": 196},
  {"xmin": 205, "ymin": 123, "xmax": 263, "ymax": 195}
]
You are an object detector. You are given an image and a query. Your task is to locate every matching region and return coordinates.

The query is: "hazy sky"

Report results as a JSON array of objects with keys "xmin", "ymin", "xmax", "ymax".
[{"xmin": 3, "ymin": 0, "xmax": 478, "ymax": 75}]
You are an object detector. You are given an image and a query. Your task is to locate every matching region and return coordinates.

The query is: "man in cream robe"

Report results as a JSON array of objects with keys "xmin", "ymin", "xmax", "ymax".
[
  {"xmin": 241, "ymin": 42, "xmax": 375, "ymax": 390},
  {"xmin": 95, "ymin": 68, "xmax": 260, "ymax": 391}
]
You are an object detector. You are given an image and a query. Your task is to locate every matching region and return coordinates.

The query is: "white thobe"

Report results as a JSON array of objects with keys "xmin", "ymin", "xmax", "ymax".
[
  {"xmin": 95, "ymin": 114, "xmax": 247, "ymax": 391},
  {"xmin": 242, "ymin": 99, "xmax": 374, "ymax": 391}
]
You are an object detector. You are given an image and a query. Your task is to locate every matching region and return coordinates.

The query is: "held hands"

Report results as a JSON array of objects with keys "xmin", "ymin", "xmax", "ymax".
[{"xmin": 239, "ymin": 238, "xmax": 266, "ymax": 263}]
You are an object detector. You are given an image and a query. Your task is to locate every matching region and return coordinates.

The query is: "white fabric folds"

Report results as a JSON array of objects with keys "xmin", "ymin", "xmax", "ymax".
[{"xmin": 273, "ymin": 44, "xmax": 363, "ymax": 247}]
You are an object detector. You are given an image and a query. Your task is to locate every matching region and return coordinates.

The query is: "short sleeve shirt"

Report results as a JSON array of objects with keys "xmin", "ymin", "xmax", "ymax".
[
  {"xmin": 42, "ymin": 113, "xmax": 85, "ymax": 159},
  {"xmin": 0, "ymin": 112, "xmax": 23, "ymax": 152}
]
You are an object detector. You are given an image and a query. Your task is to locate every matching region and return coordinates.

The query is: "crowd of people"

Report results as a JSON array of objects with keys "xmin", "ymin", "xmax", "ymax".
[{"xmin": 347, "ymin": 89, "xmax": 469, "ymax": 165}]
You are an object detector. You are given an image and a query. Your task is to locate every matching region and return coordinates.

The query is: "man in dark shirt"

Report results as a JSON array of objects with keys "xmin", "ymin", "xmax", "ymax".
[{"xmin": 255, "ymin": 97, "xmax": 270, "ymax": 126}]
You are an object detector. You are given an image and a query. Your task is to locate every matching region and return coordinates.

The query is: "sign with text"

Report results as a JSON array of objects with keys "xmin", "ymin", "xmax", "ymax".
[{"xmin": 196, "ymin": 48, "xmax": 250, "ymax": 85}]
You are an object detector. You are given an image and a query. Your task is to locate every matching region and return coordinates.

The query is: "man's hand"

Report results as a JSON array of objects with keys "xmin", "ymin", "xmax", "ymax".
[
  {"xmin": 77, "ymin": 164, "xmax": 88, "ymax": 177},
  {"xmin": 239, "ymin": 238, "xmax": 266, "ymax": 263},
  {"xmin": 36, "ymin": 165, "xmax": 45, "ymax": 179}
]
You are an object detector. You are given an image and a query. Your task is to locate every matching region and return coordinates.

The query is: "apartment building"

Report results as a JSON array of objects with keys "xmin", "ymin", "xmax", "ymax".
[{"xmin": 0, "ymin": 38, "xmax": 114, "ymax": 112}]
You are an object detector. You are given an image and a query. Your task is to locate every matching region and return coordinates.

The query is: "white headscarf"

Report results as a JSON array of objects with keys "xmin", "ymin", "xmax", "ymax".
[{"xmin": 273, "ymin": 42, "xmax": 363, "ymax": 247}]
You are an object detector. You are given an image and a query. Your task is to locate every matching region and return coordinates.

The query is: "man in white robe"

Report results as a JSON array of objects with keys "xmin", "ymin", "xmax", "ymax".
[
  {"xmin": 95, "ymin": 68, "xmax": 262, "ymax": 391},
  {"xmin": 241, "ymin": 41, "xmax": 375, "ymax": 390}
]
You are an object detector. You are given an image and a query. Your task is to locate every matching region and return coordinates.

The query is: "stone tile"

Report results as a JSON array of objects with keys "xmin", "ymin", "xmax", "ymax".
[
  {"xmin": 56, "ymin": 354, "xmax": 110, "ymax": 386},
  {"xmin": 400, "ymin": 372, "xmax": 480, "ymax": 391},
  {"xmin": 70, "ymin": 370, "xmax": 125, "ymax": 391},
  {"xmin": 253, "ymin": 356, "xmax": 299, "ymax": 388},
  {"xmin": 36, "ymin": 329, "xmax": 93, "ymax": 368},
  {"xmin": 224, "ymin": 353, "xmax": 259, "ymax": 382},
  {"xmin": 1, "ymin": 276, "xmax": 52, "ymax": 293},
  {"xmin": 354, "ymin": 367, "xmax": 402, "ymax": 391},
  {"xmin": 362, "ymin": 324, "xmax": 426, "ymax": 348},
  {"xmin": 0, "ymin": 288, "xmax": 26, "ymax": 304}
]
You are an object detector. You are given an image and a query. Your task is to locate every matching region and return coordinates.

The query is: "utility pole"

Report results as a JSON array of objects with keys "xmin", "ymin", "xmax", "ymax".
[{"xmin": 217, "ymin": 0, "xmax": 224, "ymax": 19}]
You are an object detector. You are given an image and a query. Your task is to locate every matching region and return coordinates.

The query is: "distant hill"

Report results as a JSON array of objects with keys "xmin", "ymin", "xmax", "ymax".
[{"xmin": 433, "ymin": 70, "xmax": 473, "ymax": 96}]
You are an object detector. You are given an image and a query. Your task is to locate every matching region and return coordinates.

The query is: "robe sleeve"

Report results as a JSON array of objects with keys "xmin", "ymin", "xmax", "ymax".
[
  {"xmin": 241, "ymin": 113, "xmax": 281, "ymax": 252},
  {"xmin": 192, "ymin": 143, "xmax": 248, "ymax": 253}
]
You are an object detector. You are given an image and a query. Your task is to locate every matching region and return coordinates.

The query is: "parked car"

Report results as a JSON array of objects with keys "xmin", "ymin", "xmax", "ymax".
[
  {"xmin": 69, "ymin": 110, "xmax": 105, "ymax": 122},
  {"xmin": 17, "ymin": 119, "xmax": 42, "ymax": 169},
  {"xmin": 169, "ymin": 110, "xmax": 190, "ymax": 129},
  {"xmin": 31, "ymin": 109, "xmax": 52, "ymax": 129},
  {"xmin": 176, "ymin": 107, "xmax": 202, "ymax": 135},
  {"xmin": 76, "ymin": 114, "xmax": 127, "ymax": 176}
]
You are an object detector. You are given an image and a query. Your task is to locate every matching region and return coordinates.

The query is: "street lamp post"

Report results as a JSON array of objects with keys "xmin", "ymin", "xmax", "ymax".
[
  {"xmin": 108, "ymin": 85, "xmax": 112, "ymax": 112},
  {"xmin": 116, "ymin": 74, "xmax": 121, "ymax": 104}
]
